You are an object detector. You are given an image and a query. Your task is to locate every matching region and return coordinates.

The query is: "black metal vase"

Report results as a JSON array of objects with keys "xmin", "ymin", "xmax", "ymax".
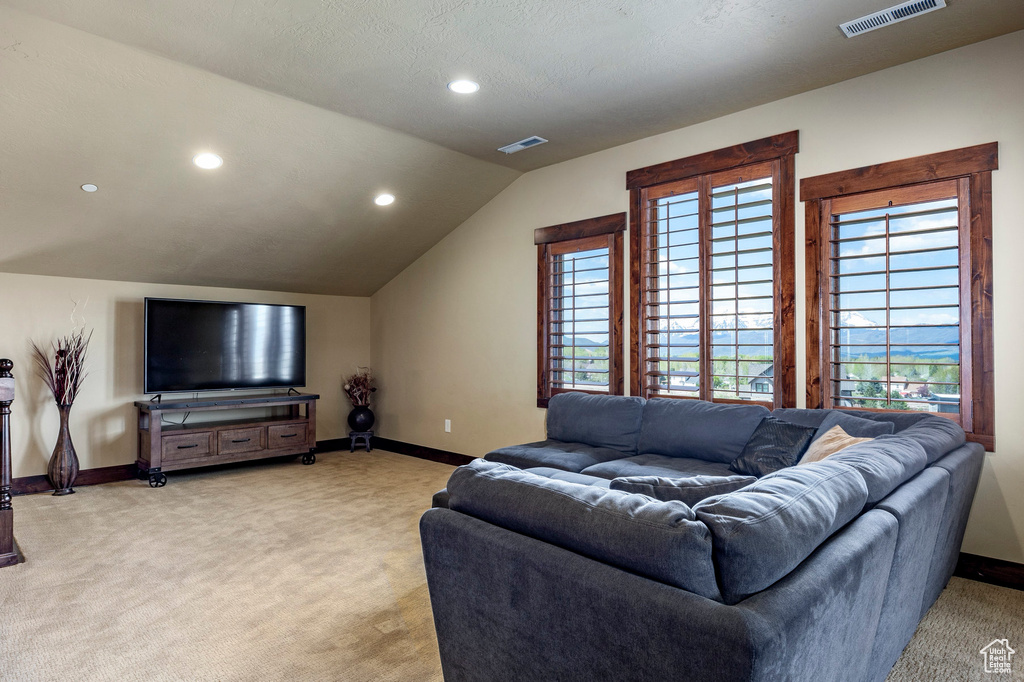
[
  {"xmin": 348, "ymin": 405, "xmax": 375, "ymax": 432},
  {"xmin": 47, "ymin": 404, "xmax": 79, "ymax": 496}
]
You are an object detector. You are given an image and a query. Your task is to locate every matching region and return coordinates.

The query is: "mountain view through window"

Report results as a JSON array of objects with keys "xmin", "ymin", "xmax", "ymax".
[
  {"xmin": 549, "ymin": 243, "xmax": 611, "ymax": 391},
  {"xmin": 828, "ymin": 180, "xmax": 962, "ymax": 414},
  {"xmin": 641, "ymin": 168, "xmax": 776, "ymax": 404}
]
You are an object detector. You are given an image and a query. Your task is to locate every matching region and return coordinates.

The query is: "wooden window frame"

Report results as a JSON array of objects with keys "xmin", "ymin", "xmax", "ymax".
[
  {"xmin": 536, "ymin": 213, "xmax": 626, "ymax": 408},
  {"xmin": 801, "ymin": 142, "xmax": 997, "ymax": 450},
  {"xmin": 627, "ymin": 131, "xmax": 799, "ymax": 408}
]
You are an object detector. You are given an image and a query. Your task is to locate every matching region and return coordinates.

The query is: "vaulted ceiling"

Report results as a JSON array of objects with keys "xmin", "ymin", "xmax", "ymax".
[{"xmin": 2, "ymin": 1, "xmax": 1022, "ymax": 295}]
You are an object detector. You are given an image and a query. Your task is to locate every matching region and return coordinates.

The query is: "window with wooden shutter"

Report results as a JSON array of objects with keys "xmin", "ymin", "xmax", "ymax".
[
  {"xmin": 802, "ymin": 143, "xmax": 997, "ymax": 450},
  {"xmin": 536, "ymin": 213, "xmax": 625, "ymax": 407},
  {"xmin": 627, "ymin": 133, "xmax": 798, "ymax": 408}
]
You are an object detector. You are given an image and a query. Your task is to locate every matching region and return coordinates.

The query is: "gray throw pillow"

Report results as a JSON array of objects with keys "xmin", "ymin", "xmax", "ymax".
[
  {"xmin": 729, "ymin": 416, "xmax": 817, "ymax": 478},
  {"xmin": 811, "ymin": 411, "xmax": 895, "ymax": 444},
  {"xmin": 610, "ymin": 474, "xmax": 757, "ymax": 506}
]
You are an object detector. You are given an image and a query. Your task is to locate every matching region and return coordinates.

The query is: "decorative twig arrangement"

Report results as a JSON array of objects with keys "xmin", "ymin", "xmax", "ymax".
[
  {"xmin": 31, "ymin": 328, "xmax": 92, "ymax": 407},
  {"xmin": 343, "ymin": 367, "xmax": 376, "ymax": 407}
]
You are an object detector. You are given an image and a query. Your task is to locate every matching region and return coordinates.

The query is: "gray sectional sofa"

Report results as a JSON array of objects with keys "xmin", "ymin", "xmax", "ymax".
[{"xmin": 420, "ymin": 393, "xmax": 984, "ymax": 682}]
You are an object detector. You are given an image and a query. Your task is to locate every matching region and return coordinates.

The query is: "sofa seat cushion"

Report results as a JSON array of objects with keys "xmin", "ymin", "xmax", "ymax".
[
  {"xmin": 693, "ymin": 461, "xmax": 869, "ymax": 604},
  {"xmin": 637, "ymin": 399, "xmax": 770, "ymax": 464},
  {"xmin": 581, "ymin": 454, "xmax": 735, "ymax": 480},
  {"xmin": 446, "ymin": 459, "xmax": 722, "ymax": 601},
  {"xmin": 545, "ymin": 393, "xmax": 645, "ymax": 454},
  {"xmin": 524, "ymin": 467, "xmax": 613, "ymax": 488},
  {"xmin": 485, "ymin": 440, "xmax": 629, "ymax": 473},
  {"xmin": 610, "ymin": 474, "xmax": 756, "ymax": 505}
]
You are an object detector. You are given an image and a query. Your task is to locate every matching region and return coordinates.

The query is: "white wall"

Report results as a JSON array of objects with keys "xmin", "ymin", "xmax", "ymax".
[
  {"xmin": 0, "ymin": 272, "xmax": 370, "ymax": 478},
  {"xmin": 371, "ymin": 30, "xmax": 1024, "ymax": 562}
]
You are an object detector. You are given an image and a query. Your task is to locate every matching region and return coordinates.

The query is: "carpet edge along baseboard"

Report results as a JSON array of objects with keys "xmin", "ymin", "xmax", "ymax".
[{"xmin": 10, "ymin": 436, "xmax": 473, "ymax": 494}]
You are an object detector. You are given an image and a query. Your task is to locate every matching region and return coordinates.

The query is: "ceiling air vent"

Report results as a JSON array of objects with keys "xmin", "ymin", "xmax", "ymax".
[
  {"xmin": 840, "ymin": 0, "xmax": 945, "ymax": 38},
  {"xmin": 498, "ymin": 136, "xmax": 548, "ymax": 154}
]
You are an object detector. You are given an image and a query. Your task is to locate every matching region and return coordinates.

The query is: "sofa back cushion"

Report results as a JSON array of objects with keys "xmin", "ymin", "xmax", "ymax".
[
  {"xmin": 811, "ymin": 411, "xmax": 894, "ymax": 442},
  {"xmin": 771, "ymin": 408, "xmax": 965, "ymax": 465},
  {"xmin": 447, "ymin": 459, "xmax": 722, "ymax": 601},
  {"xmin": 890, "ymin": 416, "xmax": 966, "ymax": 465},
  {"xmin": 546, "ymin": 393, "xmax": 645, "ymax": 454},
  {"xmin": 637, "ymin": 399, "xmax": 770, "ymax": 464},
  {"xmin": 821, "ymin": 435, "xmax": 928, "ymax": 504},
  {"xmin": 693, "ymin": 461, "xmax": 868, "ymax": 604}
]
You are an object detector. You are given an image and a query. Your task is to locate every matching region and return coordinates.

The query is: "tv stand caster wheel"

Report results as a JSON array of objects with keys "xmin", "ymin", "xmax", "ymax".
[
  {"xmin": 302, "ymin": 453, "xmax": 316, "ymax": 465},
  {"xmin": 149, "ymin": 473, "xmax": 167, "ymax": 488}
]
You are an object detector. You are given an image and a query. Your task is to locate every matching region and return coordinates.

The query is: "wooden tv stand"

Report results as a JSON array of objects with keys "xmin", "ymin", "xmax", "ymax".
[{"xmin": 135, "ymin": 393, "xmax": 318, "ymax": 487}]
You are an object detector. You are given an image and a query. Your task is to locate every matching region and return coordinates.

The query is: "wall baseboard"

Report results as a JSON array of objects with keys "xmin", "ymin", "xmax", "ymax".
[
  {"xmin": 11, "ymin": 438, "xmax": 353, "ymax": 495},
  {"xmin": 12, "ymin": 463, "xmax": 139, "ymax": 495},
  {"xmin": 372, "ymin": 437, "xmax": 474, "ymax": 466},
  {"xmin": 316, "ymin": 438, "xmax": 352, "ymax": 453},
  {"xmin": 955, "ymin": 552, "xmax": 1024, "ymax": 592}
]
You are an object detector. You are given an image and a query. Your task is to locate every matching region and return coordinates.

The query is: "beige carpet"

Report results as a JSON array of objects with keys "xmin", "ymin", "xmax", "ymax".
[
  {"xmin": 0, "ymin": 451, "xmax": 452, "ymax": 682},
  {"xmin": 889, "ymin": 577, "xmax": 1024, "ymax": 681},
  {"xmin": 1, "ymin": 451, "xmax": 1022, "ymax": 681}
]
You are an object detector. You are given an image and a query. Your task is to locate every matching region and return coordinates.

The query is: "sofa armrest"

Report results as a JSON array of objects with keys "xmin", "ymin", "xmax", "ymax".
[
  {"xmin": 421, "ymin": 507, "xmax": 899, "ymax": 682},
  {"xmin": 736, "ymin": 509, "xmax": 898, "ymax": 682},
  {"xmin": 421, "ymin": 508, "xmax": 752, "ymax": 682}
]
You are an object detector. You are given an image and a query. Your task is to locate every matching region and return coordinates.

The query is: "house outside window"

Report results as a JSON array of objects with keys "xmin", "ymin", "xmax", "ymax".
[
  {"xmin": 801, "ymin": 143, "xmax": 997, "ymax": 450},
  {"xmin": 536, "ymin": 213, "xmax": 626, "ymax": 407},
  {"xmin": 626, "ymin": 132, "xmax": 799, "ymax": 408}
]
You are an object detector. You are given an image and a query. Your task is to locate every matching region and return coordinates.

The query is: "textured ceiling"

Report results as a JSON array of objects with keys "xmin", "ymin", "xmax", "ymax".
[
  {"xmin": 1, "ymin": 1, "xmax": 1022, "ymax": 295},
  {"xmin": 0, "ymin": 6, "xmax": 518, "ymax": 296}
]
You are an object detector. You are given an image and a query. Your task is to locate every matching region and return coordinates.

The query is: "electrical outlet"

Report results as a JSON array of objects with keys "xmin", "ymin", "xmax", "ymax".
[{"xmin": 444, "ymin": 419, "xmax": 451, "ymax": 433}]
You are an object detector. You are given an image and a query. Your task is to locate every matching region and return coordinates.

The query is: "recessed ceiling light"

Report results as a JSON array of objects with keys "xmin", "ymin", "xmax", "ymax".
[
  {"xmin": 374, "ymin": 193, "xmax": 396, "ymax": 206},
  {"xmin": 192, "ymin": 152, "xmax": 223, "ymax": 169},
  {"xmin": 81, "ymin": 183, "xmax": 98, "ymax": 192},
  {"xmin": 447, "ymin": 80, "xmax": 480, "ymax": 94}
]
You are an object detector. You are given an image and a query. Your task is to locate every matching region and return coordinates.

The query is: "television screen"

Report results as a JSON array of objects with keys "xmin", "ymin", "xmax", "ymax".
[{"xmin": 145, "ymin": 298, "xmax": 306, "ymax": 393}]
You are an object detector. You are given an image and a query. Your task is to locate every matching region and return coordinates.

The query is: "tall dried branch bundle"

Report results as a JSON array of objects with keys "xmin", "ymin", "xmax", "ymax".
[
  {"xmin": 32, "ymin": 328, "xmax": 92, "ymax": 407},
  {"xmin": 343, "ymin": 367, "xmax": 376, "ymax": 407}
]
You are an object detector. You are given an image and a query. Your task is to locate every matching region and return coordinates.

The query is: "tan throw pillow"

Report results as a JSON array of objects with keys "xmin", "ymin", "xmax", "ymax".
[{"xmin": 798, "ymin": 425, "xmax": 874, "ymax": 465}]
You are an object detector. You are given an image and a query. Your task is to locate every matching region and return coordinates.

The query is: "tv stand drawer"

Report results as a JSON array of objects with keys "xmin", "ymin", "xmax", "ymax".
[
  {"xmin": 218, "ymin": 427, "xmax": 266, "ymax": 454},
  {"xmin": 162, "ymin": 432, "xmax": 214, "ymax": 460},
  {"xmin": 268, "ymin": 423, "xmax": 308, "ymax": 449}
]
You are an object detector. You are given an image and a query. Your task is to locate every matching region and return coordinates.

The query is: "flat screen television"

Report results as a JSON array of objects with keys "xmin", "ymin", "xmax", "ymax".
[{"xmin": 144, "ymin": 298, "xmax": 306, "ymax": 393}]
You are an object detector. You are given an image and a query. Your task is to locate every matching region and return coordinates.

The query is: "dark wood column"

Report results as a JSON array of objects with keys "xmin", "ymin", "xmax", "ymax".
[{"xmin": 1, "ymin": 359, "xmax": 21, "ymax": 567}]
